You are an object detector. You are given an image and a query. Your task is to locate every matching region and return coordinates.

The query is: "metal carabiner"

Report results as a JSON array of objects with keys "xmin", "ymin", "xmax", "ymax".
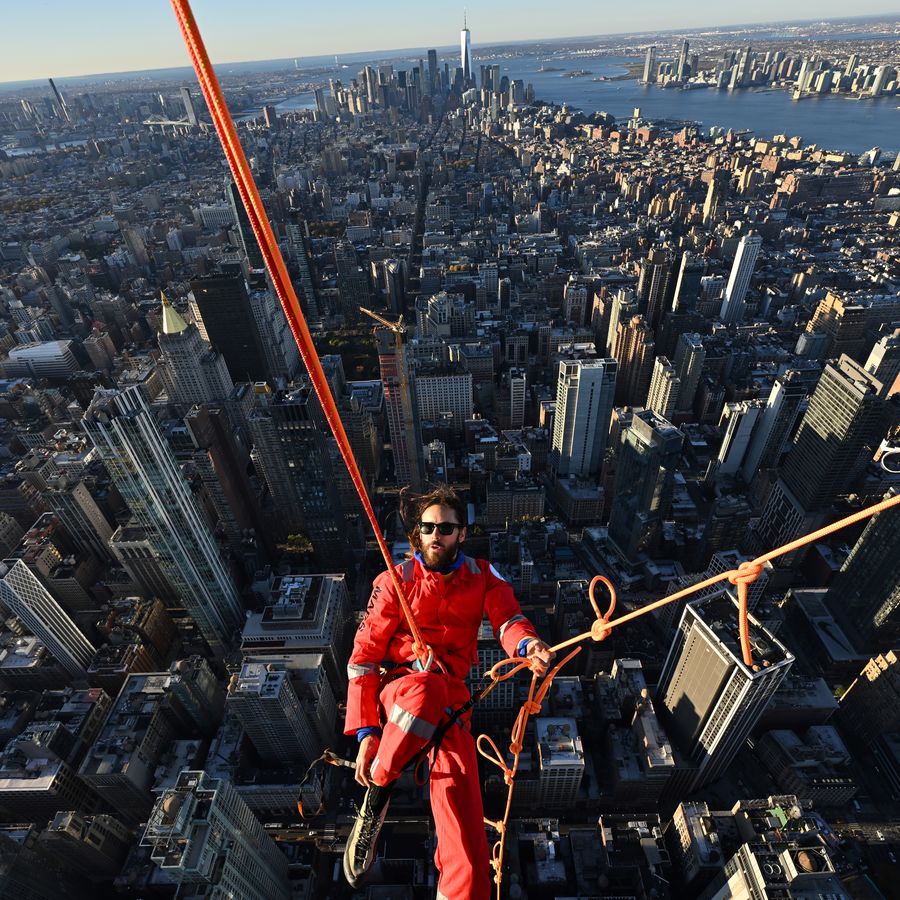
[{"xmin": 880, "ymin": 448, "xmax": 900, "ymax": 475}]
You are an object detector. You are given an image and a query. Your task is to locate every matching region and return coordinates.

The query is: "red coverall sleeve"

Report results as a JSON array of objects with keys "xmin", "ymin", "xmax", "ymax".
[
  {"xmin": 344, "ymin": 569, "xmax": 401, "ymax": 735},
  {"xmin": 483, "ymin": 562, "xmax": 538, "ymax": 658}
]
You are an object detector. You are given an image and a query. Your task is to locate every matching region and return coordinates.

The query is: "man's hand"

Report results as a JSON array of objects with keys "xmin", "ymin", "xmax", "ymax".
[
  {"xmin": 355, "ymin": 734, "xmax": 380, "ymax": 787},
  {"xmin": 524, "ymin": 639, "xmax": 556, "ymax": 676}
]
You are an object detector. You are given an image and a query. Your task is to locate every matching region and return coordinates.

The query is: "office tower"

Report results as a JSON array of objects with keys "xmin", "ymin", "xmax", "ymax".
[
  {"xmin": 0, "ymin": 559, "xmax": 95, "ymax": 678},
  {"xmin": 184, "ymin": 405, "xmax": 269, "ymax": 556},
  {"xmin": 719, "ymin": 234, "xmax": 762, "ymax": 324},
  {"xmin": 48, "ymin": 77, "xmax": 71, "ymax": 122},
  {"xmin": 249, "ymin": 286, "xmax": 302, "ymax": 378},
  {"xmin": 0, "ymin": 828, "xmax": 90, "ymax": 900},
  {"xmin": 286, "ymin": 220, "xmax": 323, "ymax": 328},
  {"xmin": 646, "ymin": 357, "xmax": 680, "ymax": 420},
  {"xmin": 248, "ymin": 383, "xmax": 349, "ymax": 565},
  {"xmin": 40, "ymin": 811, "xmax": 133, "ymax": 881},
  {"xmin": 657, "ymin": 590, "xmax": 793, "ymax": 791},
  {"xmin": 676, "ymin": 40, "xmax": 690, "ymax": 80},
  {"xmin": 179, "ymin": 86, "xmax": 198, "ymax": 126},
  {"xmin": 607, "ymin": 410, "xmax": 683, "ymax": 564},
  {"xmin": 715, "ymin": 400, "xmax": 764, "ymax": 478},
  {"xmin": 672, "ymin": 252, "xmax": 706, "ymax": 312},
  {"xmin": 428, "ymin": 48, "xmax": 438, "ymax": 93},
  {"xmin": 642, "ymin": 46, "xmax": 657, "ymax": 83},
  {"xmin": 376, "ymin": 327, "xmax": 425, "ymax": 490},
  {"xmin": 414, "ymin": 364, "xmax": 473, "ymax": 432},
  {"xmin": 109, "ymin": 524, "xmax": 181, "ymax": 608},
  {"xmin": 739, "ymin": 371, "xmax": 806, "ymax": 482},
  {"xmin": 614, "ymin": 314, "xmax": 655, "ymax": 406},
  {"xmin": 157, "ymin": 294, "xmax": 234, "ymax": 407},
  {"xmin": 262, "ymin": 104, "xmax": 278, "ymax": 129},
  {"xmin": 536, "ymin": 718, "xmax": 585, "ymax": 807},
  {"xmin": 189, "ymin": 269, "xmax": 268, "ymax": 382},
  {"xmin": 673, "ymin": 332, "xmax": 706, "ymax": 413},
  {"xmin": 509, "ymin": 368, "xmax": 526, "ymax": 429},
  {"xmin": 460, "ymin": 15, "xmax": 473, "ymax": 84},
  {"xmin": 43, "ymin": 474, "xmax": 115, "ymax": 563},
  {"xmin": 121, "ymin": 224, "xmax": 149, "ymax": 268},
  {"xmin": 226, "ymin": 178, "xmax": 264, "ymax": 267},
  {"xmin": 871, "ymin": 65, "xmax": 890, "ymax": 97},
  {"xmin": 780, "ymin": 355, "xmax": 882, "ymax": 513},
  {"xmin": 143, "ymin": 771, "xmax": 290, "ymax": 900},
  {"xmin": 80, "ymin": 660, "xmax": 223, "ymax": 825},
  {"xmin": 838, "ymin": 651, "xmax": 900, "ymax": 747},
  {"xmin": 606, "ymin": 288, "xmax": 638, "ymax": 357},
  {"xmin": 702, "ymin": 170, "xmax": 727, "ymax": 225},
  {"xmin": 563, "ymin": 277, "xmax": 589, "ymax": 326},
  {"xmin": 551, "ymin": 352, "xmax": 617, "ymax": 478},
  {"xmin": 667, "ymin": 802, "xmax": 724, "ymax": 893},
  {"xmin": 863, "ymin": 327, "xmax": 900, "ymax": 397},
  {"xmin": 638, "ymin": 248, "xmax": 673, "ymax": 329},
  {"xmin": 84, "ymin": 387, "xmax": 243, "ymax": 657},
  {"xmin": 227, "ymin": 661, "xmax": 318, "ymax": 765},
  {"xmin": 825, "ymin": 492, "xmax": 900, "ymax": 644}
]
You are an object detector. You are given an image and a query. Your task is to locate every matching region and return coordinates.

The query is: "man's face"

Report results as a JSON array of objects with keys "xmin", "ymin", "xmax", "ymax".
[{"xmin": 418, "ymin": 503, "xmax": 466, "ymax": 569}]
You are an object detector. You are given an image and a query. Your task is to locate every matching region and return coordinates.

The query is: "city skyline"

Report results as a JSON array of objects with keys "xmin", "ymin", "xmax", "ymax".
[{"xmin": 2, "ymin": 3, "xmax": 899, "ymax": 83}]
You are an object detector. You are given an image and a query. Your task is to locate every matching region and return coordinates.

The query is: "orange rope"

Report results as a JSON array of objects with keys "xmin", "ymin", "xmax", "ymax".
[{"xmin": 169, "ymin": 0, "xmax": 432, "ymax": 668}]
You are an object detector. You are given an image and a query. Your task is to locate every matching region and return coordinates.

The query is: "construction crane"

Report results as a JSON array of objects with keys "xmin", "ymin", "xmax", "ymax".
[{"xmin": 359, "ymin": 307, "xmax": 424, "ymax": 491}]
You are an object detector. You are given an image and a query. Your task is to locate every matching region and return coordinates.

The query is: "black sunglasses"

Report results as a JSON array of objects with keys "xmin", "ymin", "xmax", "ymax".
[{"xmin": 418, "ymin": 521, "xmax": 464, "ymax": 535}]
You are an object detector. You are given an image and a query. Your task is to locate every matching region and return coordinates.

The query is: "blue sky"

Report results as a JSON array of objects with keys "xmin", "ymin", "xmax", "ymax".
[{"xmin": 3, "ymin": 1, "xmax": 898, "ymax": 83}]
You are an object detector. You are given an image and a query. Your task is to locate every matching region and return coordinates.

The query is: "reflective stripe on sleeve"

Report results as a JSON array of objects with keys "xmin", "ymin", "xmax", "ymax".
[
  {"xmin": 497, "ymin": 613, "xmax": 527, "ymax": 641},
  {"xmin": 387, "ymin": 703, "xmax": 437, "ymax": 740},
  {"xmin": 347, "ymin": 662, "xmax": 378, "ymax": 679}
]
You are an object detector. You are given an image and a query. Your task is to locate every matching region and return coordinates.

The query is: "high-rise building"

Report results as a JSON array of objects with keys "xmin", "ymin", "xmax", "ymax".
[
  {"xmin": 509, "ymin": 368, "xmax": 526, "ymax": 429},
  {"xmin": 676, "ymin": 40, "xmax": 691, "ymax": 80},
  {"xmin": 142, "ymin": 770, "xmax": 290, "ymax": 900},
  {"xmin": 0, "ymin": 558, "xmax": 95, "ymax": 678},
  {"xmin": 719, "ymin": 234, "xmax": 762, "ymax": 324},
  {"xmin": 427, "ymin": 49, "xmax": 438, "ymax": 93},
  {"xmin": 672, "ymin": 252, "xmax": 706, "ymax": 312},
  {"xmin": 550, "ymin": 350, "xmax": 617, "ymax": 478},
  {"xmin": 673, "ymin": 332, "xmax": 706, "ymax": 414},
  {"xmin": 189, "ymin": 269, "xmax": 268, "ymax": 383},
  {"xmin": 779, "ymin": 355, "xmax": 883, "ymax": 513},
  {"xmin": 825, "ymin": 492, "xmax": 900, "ymax": 644},
  {"xmin": 638, "ymin": 248, "xmax": 674, "ymax": 329},
  {"xmin": 607, "ymin": 410, "xmax": 683, "ymax": 564},
  {"xmin": 226, "ymin": 178, "xmax": 264, "ymax": 267},
  {"xmin": 460, "ymin": 16, "xmax": 473, "ymax": 84},
  {"xmin": 376, "ymin": 327, "xmax": 425, "ymax": 490},
  {"xmin": 642, "ymin": 46, "xmax": 657, "ymax": 83},
  {"xmin": 39, "ymin": 811, "xmax": 133, "ymax": 881},
  {"xmin": 0, "ymin": 827, "xmax": 90, "ymax": 900},
  {"xmin": 838, "ymin": 651, "xmax": 900, "ymax": 747},
  {"xmin": 157, "ymin": 294, "xmax": 234, "ymax": 408},
  {"xmin": 83, "ymin": 387, "xmax": 243, "ymax": 657},
  {"xmin": 180, "ymin": 86, "xmax": 198, "ymax": 127},
  {"xmin": 646, "ymin": 356, "xmax": 681, "ymax": 420},
  {"xmin": 536, "ymin": 718, "xmax": 585, "ymax": 807},
  {"xmin": 43, "ymin": 474, "xmax": 116, "ymax": 564},
  {"xmin": 863, "ymin": 327, "xmax": 900, "ymax": 397},
  {"xmin": 657, "ymin": 590, "xmax": 793, "ymax": 792},
  {"xmin": 109, "ymin": 524, "xmax": 181, "ymax": 608},
  {"xmin": 248, "ymin": 383, "xmax": 349, "ymax": 565},
  {"xmin": 715, "ymin": 400, "xmax": 764, "ymax": 478},
  {"xmin": 563, "ymin": 277, "xmax": 589, "ymax": 326},
  {"xmin": 605, "ymin": 288, "xmax": 638, "ymax": 358},
  {"xmin": 227, "ymin": 661, "xmax": 319, "ymax": 765},
  {"xmin": 702, "ymin": 170, "xmax": 728, "ymax": 225},
  {"xmin": 739, "ymin": 371, "xmax": 806, "ymax": 483},
  {"xmin": 613, "ymin": 314, "xmax": 655, "ymax": 406}
]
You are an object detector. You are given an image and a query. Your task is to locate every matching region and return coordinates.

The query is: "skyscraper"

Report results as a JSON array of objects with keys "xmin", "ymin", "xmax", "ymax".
[
  {"xmin": 825, "ymin": 491, "xmax": 900, "ymax": 645},
  {"xmin": 550, "ymin": 350, "xmax": 617, "ymax": 478},
  {"xmin": 657, "ymin": 590, "xmax": 793, "ymax": 791},
  {"xmin": 676, "ymin": 40, "xmax": 691, "ymax": 80},
  {"xmin": 607, "ymin": 410, "xmax": 683, "ymax": 564},
  {"xmin": 613, "ymin": 314, "xmax": 655, "ymax": 406},
  {"xmin": 227, "ymin": 661, "xmax": 319, "ymax": 765},
  {"xmin": 142, "ymin": 771, "xmax": 290, "ymax": 900},
  {"xmin": 157, "ymin": 294, "xmax": 234, "ymax": 407},
  {"xmin": 0, "ymin": 558, "xmax": 95, "ymax": 678},
  {"xmin": 638, "ymin": 248, "xmax": 673, "ymax": 329},
  {"xmin": 189, "ymin": 269, "xmax": 268, "ymax": 383},
  {"xmin": 376, "ymin": 327, "xmax": 425, "ymax": 490},
  {"xmin": 460, "ymin": 16, "xmax": 473, "ymax": 84},
  {"xmin": 672, "ymin": 251, "xmax": 706, "ymax": 312},
  {"xmin": 863, "ymin": 327, "xmax": 900, "ymax": 397},
  {"xmin": 642, "ymin": 46, "xmax": 657, "ymax": 83},
  {"xmin": 719, "ymin": 233, "xmax": 762, "ymax": 324},
  {"xmin": 646, "ymin": 357, "xmax": 681, "ymax": 421},
  {"xmin": 43, "ymin": 474, "xmax": 116, "ymax": 564},
  {"xmin": 83, "ymin": 387, "xmax": 243, "ymax": 657},
  {"xmin": 179, "ymin": 86, "xmax": 198, "ymax": 127},
  {"xmin": 673, "ymin": 332, "xmax": 706, "ymax": 414},
  {"xmin": 226, "ymin": 178, "xmax": 264, "ymax": 268}
]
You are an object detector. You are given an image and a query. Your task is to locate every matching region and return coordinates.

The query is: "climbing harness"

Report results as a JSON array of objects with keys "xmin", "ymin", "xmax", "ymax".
[{"xmin": 168, "ymin": 4, "xmax": 900, "ymax": 894}]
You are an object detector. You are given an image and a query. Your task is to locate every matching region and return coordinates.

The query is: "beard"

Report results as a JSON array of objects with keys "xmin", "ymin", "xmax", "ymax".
[{"xmin": 421, "ymin": 540, "xmax": 460, "ymax": 569}]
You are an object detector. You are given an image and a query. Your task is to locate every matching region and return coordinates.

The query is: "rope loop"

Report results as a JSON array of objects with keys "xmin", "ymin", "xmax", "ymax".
[{"xmin": 729, "ymin": 560, "xmax": 763, "ymax": 588}]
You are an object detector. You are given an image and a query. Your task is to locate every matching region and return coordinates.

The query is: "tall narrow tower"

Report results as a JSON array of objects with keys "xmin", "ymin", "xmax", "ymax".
[
  {"xmin": 719, "ymin": 234, "xmax": 762, "ymax": 325},
  {"xmin": 461, "ymin": 14, "xmax": 473, "ymax": 84},
  {"xmin": 83, "ymin": 387, "xmax": 243, "ymax": 657}
]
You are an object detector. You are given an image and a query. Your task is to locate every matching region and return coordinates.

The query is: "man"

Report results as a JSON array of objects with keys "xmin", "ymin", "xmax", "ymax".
[{"xmin": 343, "ymin": 485, "xmax": 555, "ymax": 898}]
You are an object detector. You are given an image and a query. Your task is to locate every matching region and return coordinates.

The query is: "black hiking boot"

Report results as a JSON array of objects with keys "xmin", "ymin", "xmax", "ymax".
[{"xmin": 343, "ymin": 782, "xmax": 393, "ymax": 887}]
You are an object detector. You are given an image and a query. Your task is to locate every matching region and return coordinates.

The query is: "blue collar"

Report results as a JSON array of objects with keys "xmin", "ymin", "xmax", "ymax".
[{"xmin": 414, "ymin": 550, "xmax": 466, "ymax": 575}]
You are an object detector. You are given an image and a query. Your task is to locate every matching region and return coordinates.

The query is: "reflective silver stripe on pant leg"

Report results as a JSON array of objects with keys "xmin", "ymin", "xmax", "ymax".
[
  {"xmin": 436, "ymin": 890, "xmax": 450, "ymax": 900},
  {"xmin": 496, "ymin": 613, "xmax": 527, "ymax": 641},
  {"xmin": 387, "ymin": 703, "xmax": 437, "ymax": 740},
  {"xmin": 347, "ymin": 662, "xmax": 378, "ymax": 678}
]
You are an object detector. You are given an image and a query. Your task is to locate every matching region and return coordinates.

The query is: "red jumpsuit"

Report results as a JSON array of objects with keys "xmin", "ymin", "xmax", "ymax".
[{"xmin": 345, "ymin": 555, "xmax": 538, "ymax": 900}]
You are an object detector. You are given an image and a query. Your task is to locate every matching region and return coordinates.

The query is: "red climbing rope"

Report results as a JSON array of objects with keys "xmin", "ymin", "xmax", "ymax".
[{"xmin": 169, "ymin": 0, "xmax": 433, "ymax": 670}]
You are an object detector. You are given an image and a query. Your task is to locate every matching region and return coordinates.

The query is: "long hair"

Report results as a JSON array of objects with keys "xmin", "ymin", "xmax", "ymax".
[{"xmin": 400, "ymin": 484, "xmax": 468, "ymax": 556}]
